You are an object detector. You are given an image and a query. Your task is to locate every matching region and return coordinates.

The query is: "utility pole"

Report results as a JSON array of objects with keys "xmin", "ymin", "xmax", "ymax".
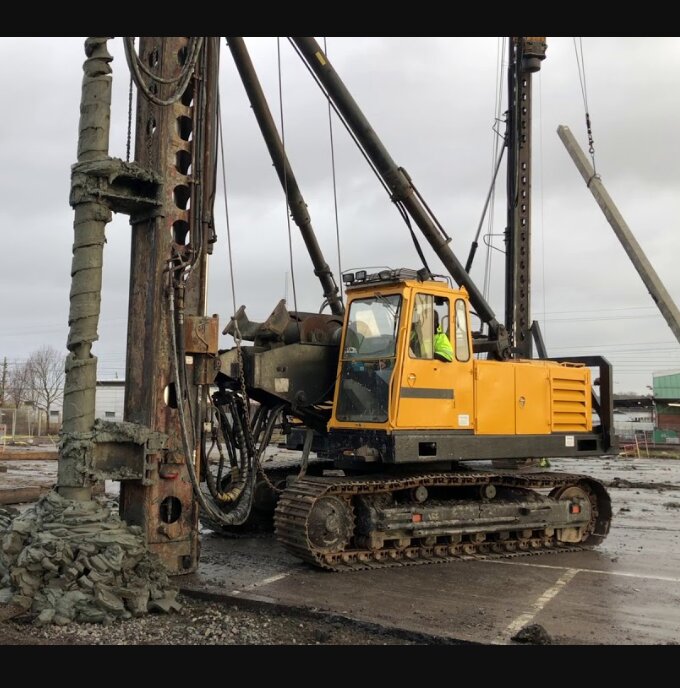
[
  {"xmin": 0, "ymin": 357, "xmax": 6, "ymax": 405},
  {"xmin": 505, "ymin": 37, "xmax": 547, "ymax": 359}
]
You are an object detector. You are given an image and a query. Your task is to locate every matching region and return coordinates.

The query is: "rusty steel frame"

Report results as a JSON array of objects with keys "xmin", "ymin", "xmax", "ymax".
[{"xmin": 119, "ymin": 37, "xmax": 220, "ymax": 575}]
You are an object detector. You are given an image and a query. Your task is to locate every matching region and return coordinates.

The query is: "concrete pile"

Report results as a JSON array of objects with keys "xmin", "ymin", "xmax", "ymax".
[{"xmin": 0, "ymin": 491, "xmax": 181, "ymax": 625}]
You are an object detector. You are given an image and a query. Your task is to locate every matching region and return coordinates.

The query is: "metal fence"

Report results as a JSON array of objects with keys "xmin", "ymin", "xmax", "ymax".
[{"xmin": 0, "ymin": 406, "xmax": 53, "ymax": 438}]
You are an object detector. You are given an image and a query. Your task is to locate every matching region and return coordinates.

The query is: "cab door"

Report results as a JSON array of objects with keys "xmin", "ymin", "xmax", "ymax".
[{"xmin": 395, "ymin": 293, "xmax": 474, "ymax": 430}]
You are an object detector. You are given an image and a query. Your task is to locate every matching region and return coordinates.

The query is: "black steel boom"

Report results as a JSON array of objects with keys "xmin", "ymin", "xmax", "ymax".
[{"xmin": 290, "ymin": 36, "xmax": 510, "ymax": 359}]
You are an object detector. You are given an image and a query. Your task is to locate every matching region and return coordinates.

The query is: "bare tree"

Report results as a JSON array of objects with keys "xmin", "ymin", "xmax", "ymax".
[
  {"xmin": 26, "ymin": 346, "xmax": 65, "ymax": 434},
  {"xmin": 7, "ymin": 361, "xmax": 32, "ymax": 408}
]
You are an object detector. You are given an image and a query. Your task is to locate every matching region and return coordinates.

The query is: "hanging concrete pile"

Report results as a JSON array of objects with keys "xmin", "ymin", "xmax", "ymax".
[{"xmin": 0, "ymin": 492, "xmax": 180, "ymax": 625}]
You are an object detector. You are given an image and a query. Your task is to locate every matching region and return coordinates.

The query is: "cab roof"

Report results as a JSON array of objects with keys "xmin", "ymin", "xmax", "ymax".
[{"xmin": 343, "ymin": 267, "xmax": 449, "ymax": 291}]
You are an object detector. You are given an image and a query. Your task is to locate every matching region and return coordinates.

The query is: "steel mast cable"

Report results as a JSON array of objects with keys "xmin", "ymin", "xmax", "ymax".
[
  {"xmin": 217, "ymin": 93, "xmax": 238, "ymax": 317},
  {"xmin": 216, "ymin": 53, "xmax": 251, "ymax": 451},
  {"xmin": 287, "ymin": 37, "xmax": 434, "ymax": 274},
  {"xmin": 276, "ymin": 37, "xmax": 301, "ymax": 335},
  {"xmin": 482, "ymin": 37, "xmax": 507, "ymax": 312},
  {"xmin": 323, "ymin": 36, "xmax": 344, "ymax": 304}
]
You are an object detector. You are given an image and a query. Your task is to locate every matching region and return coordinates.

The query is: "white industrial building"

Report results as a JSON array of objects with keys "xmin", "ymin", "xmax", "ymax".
[{"xmin": 95, "ymin": 380, "xmax": 125, "ymax": 421}]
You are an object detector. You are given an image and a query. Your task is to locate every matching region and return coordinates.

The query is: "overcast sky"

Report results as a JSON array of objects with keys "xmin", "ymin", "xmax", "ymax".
[{"xmin": 1, "ymin": 37, "xmax": 679, "ymax": 396}]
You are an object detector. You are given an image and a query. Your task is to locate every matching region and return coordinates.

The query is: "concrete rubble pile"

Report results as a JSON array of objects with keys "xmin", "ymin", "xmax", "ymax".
[
  {"xmin": 0, "ymin": 491, "xmax": 181, "ymax": 626},
  {"xmin": 0, "ymin": 507, "xmax": 16, "ymax": 533}
]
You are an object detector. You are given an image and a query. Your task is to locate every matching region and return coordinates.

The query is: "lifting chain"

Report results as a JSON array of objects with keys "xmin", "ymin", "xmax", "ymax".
[{"xmin": 585, "ymin": 112, "xmax": 595, "ymax": 156}]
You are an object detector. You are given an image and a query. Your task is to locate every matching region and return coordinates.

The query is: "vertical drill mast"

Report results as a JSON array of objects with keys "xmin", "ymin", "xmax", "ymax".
[
  {"xmin": 505, "ymin": 37, "xmax": 546, "ymax": 358},
  {"xmin": 119, "ymin": 37, "xmax": 220, "ymax": 574}
]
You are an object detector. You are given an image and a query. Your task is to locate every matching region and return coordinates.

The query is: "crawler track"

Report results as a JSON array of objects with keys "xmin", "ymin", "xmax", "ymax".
[{"xmin": 274, "ymin": 471, "xmax": 612, "ymax": 571}]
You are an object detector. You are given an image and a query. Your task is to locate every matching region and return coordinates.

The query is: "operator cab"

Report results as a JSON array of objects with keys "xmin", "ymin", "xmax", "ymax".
[
  {"xmin": 328, "ymin": 268, "xmax": 601, "ymax": 468},
  {"xmin": 332, "ymin": 268, "xmax": 472, "ymax": 429}
]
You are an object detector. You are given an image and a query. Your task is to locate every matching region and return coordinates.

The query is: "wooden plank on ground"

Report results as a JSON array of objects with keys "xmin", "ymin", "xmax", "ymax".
[
  {"xmin": 0, "ymin": 451, "xmax": 59, "ymax": 461},
  {"xmin": 0, "ymin": 486, "xmax": 52, "ymax": 505}
]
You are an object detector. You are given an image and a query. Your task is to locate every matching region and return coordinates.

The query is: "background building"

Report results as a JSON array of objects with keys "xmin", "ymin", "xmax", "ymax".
[
  {"xmin": 95, "ymin": 380, "xmax": 125, "ymax": 421},
  {"xmin": 653, "ymin": 369, "xmax": 680, "ymax": 443}
]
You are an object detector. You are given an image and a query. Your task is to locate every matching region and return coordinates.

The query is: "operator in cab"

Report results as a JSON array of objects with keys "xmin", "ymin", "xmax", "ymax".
[{"xmin": 433, "ymin": 310, "xmax": 453, "ymax": 362}]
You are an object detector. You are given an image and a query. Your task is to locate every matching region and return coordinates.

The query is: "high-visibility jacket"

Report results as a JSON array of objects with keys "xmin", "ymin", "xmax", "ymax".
[{"xmin": 434, "ymin": 325, "xmax": 453, "ymax": 362}]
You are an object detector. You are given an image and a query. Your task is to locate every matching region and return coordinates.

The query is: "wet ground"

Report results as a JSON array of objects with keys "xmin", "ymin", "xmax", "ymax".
[
  {"xmin": 3, "ymin": 452, "xmax": 680, "ymax": 644},
  {"xmin": 182, "ymin": 455, "xmax": 680, "ymax": 645}
]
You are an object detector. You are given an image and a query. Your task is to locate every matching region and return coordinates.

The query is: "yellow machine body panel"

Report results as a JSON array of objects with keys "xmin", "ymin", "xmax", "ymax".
[
  {"xmin": 395, "ymin": 355, "xmax": 474, "ymax": 429},
  {"xmin": 329, "ymin": 275, "xmax": 592, "ymax": 437},
  {"xmin": 473, "ymin": 359, "xmax": 591, "ymax": 435},
  {"xmin": 549, "ymin": 364, "xmax": 593, "ymax": 432},
  {"xmin": 515, "ymin": 362, "xmax": 552, "ymax": 435},
  {"xmin": 473, "ymin": 361, "xmax": 516, "ymax": 434}
]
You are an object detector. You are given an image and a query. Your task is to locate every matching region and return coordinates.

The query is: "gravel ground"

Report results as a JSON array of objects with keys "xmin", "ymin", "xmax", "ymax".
[{"xmin": 0, "ymin": 593, "xmax": 439, "ymax": 645}]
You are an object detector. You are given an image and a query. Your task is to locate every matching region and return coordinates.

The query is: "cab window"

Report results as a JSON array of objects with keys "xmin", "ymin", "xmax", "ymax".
[
  {"xmin": 454, "ymin": 299, "xmax": 470, "ymax": 362},
  {"xmin": 409, "ymin": 294, "xmax": 450, "ymax": 360}
]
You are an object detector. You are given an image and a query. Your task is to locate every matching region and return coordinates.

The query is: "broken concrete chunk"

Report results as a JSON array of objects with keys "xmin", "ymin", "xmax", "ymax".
[
  {"xmin": 77, "ymin": 576, "xmax": 95, "ymax": 591},
  {"xmin": 45, "ymin": 577, "xmax": 70, "ymax": 591},
  {"xmin": 117, "ymin": 585, "xmax": 150, "ymax": 616},
  {"xmin": 10, "ymin": 568, "xmax": 42, "ymax": 597},
  {"xmin": 37, "ymin": 608, "xmax": 56, "ymax": 626},
  {"xmin": 9, "ymin": 518, "xmax": 37, "ymax": 536},
  {"xmin": 2, "ymin": 532, "xmax": 24, "ymax": 555},
  {"xmin": 94, "ymin": 584, "xmax": 126, "ymax": 614},
  {"xmin": 88, "ymin": 554, "xmax": 110, "ymax": 573},
  {"xmin": 62, "ymin": 500, "xmax": 99, "ymax": 516},
  {"xmin": 64, "ymin": 590, "xmax": 90, "ymax": 605},
  {"xmin": 76, "ymin": 542, "xmax": 98, "ymax": 555},
  {"xmin": 148, "ymin": 596, "xmax": 182, "ymax": 614},
  {"xmin": 99, "ymin": 544, "xmax": 125, "ymax": 574},
  {"xmin": 75, "ymin": 607, "xmax": 108, "ymax": 624},
  {"xmin": 87, "ymin": 569, "xmax": 114, "ymax": 585},
  {"xmin": 40, "ymin": 557, "xmax": 59, "ymax": 572},
  {"xmin": 10, "ymin": 593, "xmax": 33, "ymax": 611},
  {"xmin": 54, "ymin": 601, "xmax": 77, "ymax": 623},
  {"xmin": 120, "ymin": 554, "xmax": 144, "ymax": 571},
  {"xmin": 511, "ymin": 623, "xmax": 553, "ymax": 645},
  {"xmin": 64, "ymin": 565, "xmax": 81, "ymax": 581},
  {"xmin": 17, "ymin": 545, "xmax": 47, "ymax": 568},
  {"xmin": 92, "ymin": 532, "xmax": 143, "ymax": 549}
]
